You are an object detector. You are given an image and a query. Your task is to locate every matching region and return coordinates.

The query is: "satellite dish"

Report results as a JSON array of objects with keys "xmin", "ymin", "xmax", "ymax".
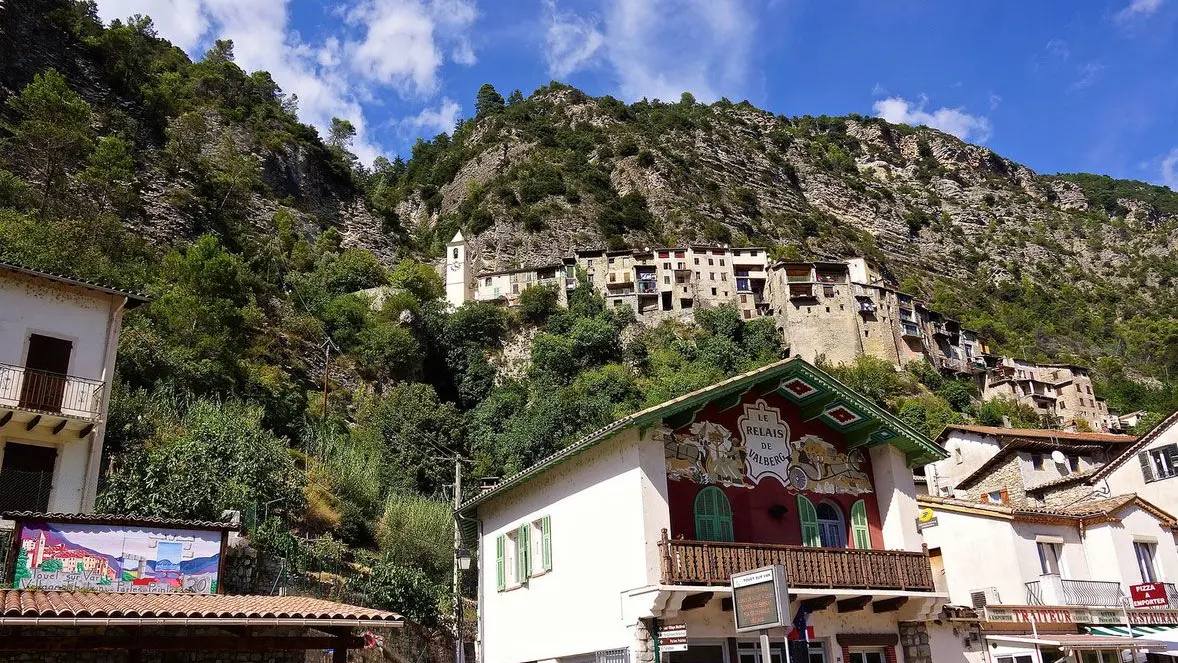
[{"xmin": 1051, "ymin": 450, "xmax": 1067, "ymax": 465}]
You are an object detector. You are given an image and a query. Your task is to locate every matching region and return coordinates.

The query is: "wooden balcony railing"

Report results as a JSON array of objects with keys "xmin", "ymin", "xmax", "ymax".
[
  {"xmin": 659, "ymin": 530, "xmax": 935, "ymax": 591},
  {"xmin": 0, "ymin": 362, "xmax": 104, "ymax": 421}
]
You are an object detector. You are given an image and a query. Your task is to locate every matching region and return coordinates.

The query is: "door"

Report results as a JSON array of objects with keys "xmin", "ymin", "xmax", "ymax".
[
  {"xmin": 19, "ymin": 334, "xmax": 72, "ymax": 413},
  {"xmin": 816, "ymin": 502, "xmax": 847, "ymax": 548},
  {"xmin": 0, "ymin": 442, "xmax": 57, "ymax": 512},
  {"xmin": 694, "ymin": 486, "xmax": 734, "ymax": 542}
]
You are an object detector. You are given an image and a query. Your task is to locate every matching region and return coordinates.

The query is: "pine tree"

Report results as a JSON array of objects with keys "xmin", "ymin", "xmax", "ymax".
[{"xmin": 474, "ymin": 83, "xmax": 505, "ymax": 118}]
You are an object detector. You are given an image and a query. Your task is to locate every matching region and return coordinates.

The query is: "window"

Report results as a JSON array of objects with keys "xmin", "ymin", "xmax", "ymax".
[
  {"xmin": 1140, "ymin": 445, "xmax": 1178, "ymax": 481},
  {"xmin": 531, "ymin": 516, "xmax": 553, "ymax": 574},
  {"xmin": 663, "ymin": 276, "xmax": 670, "ymax": 284},
  {"xmin": 1068, "ymin": 456, "xmax": 1080, "ymax": 473},
  {"xmin": 814, "ymin": 502, "xmax": 847, "ymax": 548},
  {"xmin": 710, "ymin": 272, "xmax": 715, "ymax": 281},
  {"xmin": 664, "ymin": 262, "xmax": 671, "ymax": 270},
  {"xmin": 996, "ymin": 657, "xmax": 1034, "ymax": 663},
  {"xmin": 985, "ymin": 490, "xmax": 1004, "ymax": 504},
  {"xmin": 694, "ymin": 486, "xmax": 734, "ymax": 542},
  {"xmin": 1037, "ymin": 541, "xmax": 1062, "ymax": 575},
  {"xmin": 608, "ymin": 257, "xmax": 615, "ymax": 264},
  {"xmin": 848, "ymin": 652, "xmax": 885, "ymax": 663},
  {"xmin": 954, "ymin": 448, "xmax": 963, "ymax": 464},
  {"xmin": 740, "ymin": 294, "xmax": 748, "ymax": 303},
  {"xmin": 1031, "ymin": 454, "xmax": 1045, "ymax": 470},
  {"xmin": 0, "ymin": 442, "xmax": 57, "ymax": 512},
  {"xmin": 452, "ymin": 248, "xmax": 459, "ymax": 259},
  {"xmin": 694, "ymin": 257, "xmax": 700, "ymax": 265},
  {"xmin": 720, "ymin": 259, "xmax": 725, "ymax": 266},
  {"xmin": 850, "ymin": 499, "xmax": 870, "ymax": 548},
  {"xmin": 1134, "ymin": 541, "xmax": 1157, "ymax": 583},
  {"xmin": 721, "ymin": 273, "xmax": 727, "ymax": 282},
  {"xmin": 708, "ymin": 259, "xmax": 714, "ymax": 266},
  {"xmin": 711, "ymin": 288, "xmax": 717, "ymax": 296},
  {"xmin": 21, "ymin": 334, "xmax": 73, "ymax": 413}
]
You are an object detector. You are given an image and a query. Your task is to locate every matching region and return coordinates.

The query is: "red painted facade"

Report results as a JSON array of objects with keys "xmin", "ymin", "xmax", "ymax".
[{"xmin": 664, "ymin": 391, "xmax": 885, "ymax": 548}]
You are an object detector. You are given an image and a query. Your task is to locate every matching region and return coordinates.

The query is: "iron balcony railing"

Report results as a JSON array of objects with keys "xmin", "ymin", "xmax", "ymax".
[
  {"xmin": 659, "ymin": 531, "xmax": 934, "ymax": 590},
  {"xmin": 1167, "ymin": 583, "xmax": 1178, "ymax": 609},
  {"xmin": 0, "ymin": 362, "xmax": 104, "ymax": 420},
  {"xmin": 1025, "ymin": 579, "xmax": 1126, "ymax": 607}
]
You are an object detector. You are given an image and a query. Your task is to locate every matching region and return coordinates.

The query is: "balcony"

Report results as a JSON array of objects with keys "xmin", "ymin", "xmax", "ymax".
[
  {"xmin": 789, "ymin": 283, "xmax": 817, "ymax": 300},
  {"xmin": 1025, "ymin": 579, "xmax": 1125, "ymax": 607},
  {"xmin": 901, "ymin": 323, "xmax": 923, "ymax": 339},
  {"xmin": 858, "ymin": 300, "xmax": 877, "ymax": 313},
  {"xmin": 637, "ymin": 281, "xmax": 658, "ymax": 295},
  {"xmin": 0, "ymin": 363, "xmax": 104, "ymax": 421},
  {"xmin": 659, "ymin": 535, "xmax": 935, "ymax": 591}
]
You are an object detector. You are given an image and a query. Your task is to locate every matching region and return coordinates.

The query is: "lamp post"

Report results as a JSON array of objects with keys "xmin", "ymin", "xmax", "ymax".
[{"xmin": 455, "ymin": 547, "xmax": 471, "ymax": 663}]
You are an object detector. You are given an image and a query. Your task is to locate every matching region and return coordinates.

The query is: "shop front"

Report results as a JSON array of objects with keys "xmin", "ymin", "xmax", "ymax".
[{"xmin": 981, "ymin": 606, "xmax": 1175, "ymax": 663}]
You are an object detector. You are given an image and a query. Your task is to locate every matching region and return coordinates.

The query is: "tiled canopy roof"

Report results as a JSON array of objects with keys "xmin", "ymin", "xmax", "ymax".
[
  {"xmin": 2, "ymin": 512, "xmax": 239, "ymax": 531},
  {"xmin": 0, "ymin": 590, "xmax": 403, "ymax": 627}
]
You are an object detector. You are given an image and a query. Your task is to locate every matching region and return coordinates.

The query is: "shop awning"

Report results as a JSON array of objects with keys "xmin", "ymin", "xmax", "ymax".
[
  {"xmin": 1085, "ymin": 626, "xmax": 1178, "ymax": 656},
  {"xmin": 985, "ymin": 634, "xmax": 1168, "ymax": 651}
]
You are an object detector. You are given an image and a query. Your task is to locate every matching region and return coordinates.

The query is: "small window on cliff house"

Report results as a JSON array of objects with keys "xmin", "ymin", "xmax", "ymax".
[{"xmin": 694, "ymin": 486, "xmax": 734, "ymax": 542}]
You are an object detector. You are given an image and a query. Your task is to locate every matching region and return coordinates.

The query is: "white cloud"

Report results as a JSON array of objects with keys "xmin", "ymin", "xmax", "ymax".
[
  {"xmin": 988, "ymin": 93, "xmax": 1002, "ymax": 110},
  {"xmin": 541, "ymin": 0, "xmax": 754, "ymax": 102},
  {"xmin": 317, "ymin": 37, "xmax": 342, "ymax": 67},
  {"xmin": 873, "ymin": 95, "xmax": 993, "ymax": 143},
  {"xmin": 1073, "ymin": 62, "xmax": 1106, "ymax": 89},
  {"xmin": 452, "ymin": 39, "xmax": 477, "ymax": 66},
  {"xmin": 1044, "ymin": 38, "xmax": 1070, "ymax": 61},
  {"xmin": 403, "ymin": 98, "xmax": 462, "ymax": 134},
  {"xmin": 1117, "ymin": 0, "xmax": 1166, "ymax": 21},
  {"xmin": 97, "ymin": 0, "xmax": 209, "ymax": 51},
  {"xmin": 344, "ymin": 0, "xmax": 477, "ymax": 96},
  {"xmin": 1162, "ymin": 146, "xmax": 1178, "ymax": 190},
  {"xmin": 543, "ymin": 0, "xmax": 604, "ymax": 77}
]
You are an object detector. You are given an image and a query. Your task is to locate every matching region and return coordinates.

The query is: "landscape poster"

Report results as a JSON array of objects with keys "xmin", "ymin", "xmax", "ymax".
[{"xmin": 13, "ymin": 521, "xmax": 223, "ymax": 594}]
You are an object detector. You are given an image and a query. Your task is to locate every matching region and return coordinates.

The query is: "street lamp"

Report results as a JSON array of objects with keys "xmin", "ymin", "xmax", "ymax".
[{"xmin": 456, "ymin": 547, "xmax": 471, "ymax": 570}]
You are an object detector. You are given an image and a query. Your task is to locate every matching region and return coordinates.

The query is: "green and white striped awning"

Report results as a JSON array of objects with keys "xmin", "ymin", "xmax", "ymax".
[{"xmin": 1086, "ymin": 625, "xmax": 1178, "ymax": 639}]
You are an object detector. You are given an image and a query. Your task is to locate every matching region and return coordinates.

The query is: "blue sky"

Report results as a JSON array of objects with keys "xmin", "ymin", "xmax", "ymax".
[{"xmin": 94, "ymin": 0, "xmax": 1178, "ymax": 189}]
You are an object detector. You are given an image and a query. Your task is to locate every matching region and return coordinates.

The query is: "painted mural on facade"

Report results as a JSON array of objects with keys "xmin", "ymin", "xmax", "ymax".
[
  {"xmin": 663, "ymin": 399, "xmax": 872, "ymax": 494},
  {"xmin": 12, "ymin": 522, "xmax": 222, "ymax": 593}
]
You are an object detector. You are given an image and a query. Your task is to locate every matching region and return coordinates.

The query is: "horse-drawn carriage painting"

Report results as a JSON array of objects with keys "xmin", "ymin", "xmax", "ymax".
[{"xmin": 663, "ymin": 399, "xmax": 873, "ymax": 495}]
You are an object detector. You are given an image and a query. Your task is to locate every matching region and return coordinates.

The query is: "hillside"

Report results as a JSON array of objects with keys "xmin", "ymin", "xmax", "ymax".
[{"xmin": 1, "ymin": 0, "xmax": 1177, "ymax": 623}]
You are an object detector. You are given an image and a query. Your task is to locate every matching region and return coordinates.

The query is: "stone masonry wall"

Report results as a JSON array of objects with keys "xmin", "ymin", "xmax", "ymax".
[
  {"xmin": 898, "ymin": 621, "xmax": 931, "ymax": 663},
  {"xmin": 958, "ymin": 454, "xmax": 1026, "ymax": 504},
  {"xmin": 633, "ymin": 619, "xmax": 655, "ymax": 663}
]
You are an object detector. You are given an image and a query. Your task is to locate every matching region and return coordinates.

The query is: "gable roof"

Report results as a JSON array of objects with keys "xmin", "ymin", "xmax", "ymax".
[
  {"xmin": 936, "ymin": 424, "xmax": 1134, "ymax": 446},
  {"xmin": 1089, "ymin": 409, "xmax": 1178, "ymax": 483},
  {"xmin": 458, "ymin": 357, "xmax": 945, "ymax": 513},
  {"xmin": 0, "ymin": 261, "xmax": 148, "ymax": 306},
  {"xmin": 954, "ymin": 437, "xmax": 1123, "ymax": 490}
]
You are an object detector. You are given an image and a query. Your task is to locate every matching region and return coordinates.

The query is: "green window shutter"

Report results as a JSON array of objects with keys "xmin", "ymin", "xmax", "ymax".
[
  {"xmin": 1139, "ymin": 452, "xmax": 1155, "ymax": 482},
  {"xmin": 541, "ymin": 516, "xmax": 552, "ymax": 572},
  {"xmin": 518, "ymin": 524, "xmax": 531, "ymax": 581},
  {"xmin": 797, "ymin": 494, "xmax": 821, "ymax": 547},
  {"xmin": 495, "ymin": 535, "xmax": 506, "ymax": 591},
  {"xmin": 694, "ymin": 486, "xmax": 734, "ymax": 542},
  {"xmin": 850, "ymin": 499, "xmax": 870, "ymax": 549}
]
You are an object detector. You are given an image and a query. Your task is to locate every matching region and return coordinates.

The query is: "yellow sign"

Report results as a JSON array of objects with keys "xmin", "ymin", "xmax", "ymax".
[{"xmin": 918, "ymin": 508, "xmax": 935, "ymax": 523}]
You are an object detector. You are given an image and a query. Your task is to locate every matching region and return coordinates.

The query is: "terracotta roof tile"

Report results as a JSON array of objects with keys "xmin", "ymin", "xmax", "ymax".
[
  {"xmin": 0, "ymin": 591, "xmax": 402, "ymax": 626},
  {"xmin": 938, "ymin": 424, "xmax": 1135, "ymax": 445}
]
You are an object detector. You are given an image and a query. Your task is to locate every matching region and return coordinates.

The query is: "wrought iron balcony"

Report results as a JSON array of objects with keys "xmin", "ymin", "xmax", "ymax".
[
  {"xmin": 659, "ymin": 531, "xmax": 935, "ymax": 591},
  {"xmin": 1025, "ymin": 579, "xmax": 1125, "ymax": 607},
  {"xmin": 0, "ymin": 362, "xmax": 104, "ymax": 421}
]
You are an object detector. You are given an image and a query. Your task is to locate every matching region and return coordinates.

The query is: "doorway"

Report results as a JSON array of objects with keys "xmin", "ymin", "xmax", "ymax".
[
  {"xmin": 0, "ymin": 442, "xmax": 57, "ymax": 512},
  {"xmin": 19, "ymin": 334, "xmax": 72, "ymax": 413}
]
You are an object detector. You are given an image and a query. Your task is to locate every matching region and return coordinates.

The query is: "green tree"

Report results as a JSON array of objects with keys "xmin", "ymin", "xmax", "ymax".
[
  {"xmin": 389, "ymin": 259, "xmax": 445, "ymax": 302},
  {"xmin": 349, "ymin": 559, "xmax": 441, "ymax": 626},
  {"xmin": 328, "ymin": 117, "xmax": 357, "ymax": 149},
  {"xmin": 475, "ymin": 83, "xmax": 505, "ymax": 118},
  {"xmin": 2, "ymin": 70, "xmax": 94, "ymax": 215},
  {"xmin": 80, "ymin": 136, "xmax": 137, "ymax": 214},
  {"xmin": 519, "ymin": 285, "xmax": 560, "ymax": 324}
]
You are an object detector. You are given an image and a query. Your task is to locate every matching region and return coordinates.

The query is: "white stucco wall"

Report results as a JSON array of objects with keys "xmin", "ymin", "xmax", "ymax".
[
  {"xmin": 1082, "ymin": 505, "xmax": 1178, "ymax": 588},
  {"xmin": 0, "ymin": 273, "xmax": 117, "ymax": 381},
  {"xmin": 926, "ymin": 622, "xmax": 986, "ymax": 663},
  {"xmin": 870, "ymin": 444, "xmax": 923, "ymax": 550},
  {"xmin": 476, "ymin": 428, "xmax": 670, "ymax": 663},
  {"xmin": 1102, "ymin": 425, "xmax": 1178, "ymax": 515},
  {"xmin": 924, "ymin": 432, "xmax": 1003, "ymax": 497},
  {"xmin": 919, "ymin": 509, "xmax": 1026, "ymax": 606},
  {"xmin": 0, "ymin": 271, "xmax": 126, "ymax": 513}
]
